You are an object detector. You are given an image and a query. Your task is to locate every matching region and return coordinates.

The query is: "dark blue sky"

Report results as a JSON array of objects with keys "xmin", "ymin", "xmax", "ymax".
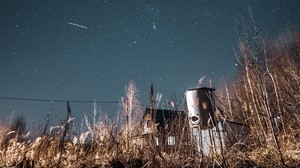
[{"xmin": 1, "ymin": 0, "xmax": 300, "ymax": 125}]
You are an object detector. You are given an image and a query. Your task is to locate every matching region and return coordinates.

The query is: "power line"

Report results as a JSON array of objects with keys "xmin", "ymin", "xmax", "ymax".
[{"xmin": 0, "ymin": 96, "xmax": 119, "ymax": 104}]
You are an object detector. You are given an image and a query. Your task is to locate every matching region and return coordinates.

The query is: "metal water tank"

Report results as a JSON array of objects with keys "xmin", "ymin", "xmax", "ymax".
[{"xmin": 186, "ymin": 87, "xmax": 216, "ymax": 129}]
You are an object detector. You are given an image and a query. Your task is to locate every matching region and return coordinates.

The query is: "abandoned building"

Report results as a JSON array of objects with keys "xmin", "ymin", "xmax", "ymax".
[
  {"xmin": 129, "ymin": 107, "xmax": 186, "ymax": 150},
  {"xmin": 139, "ymin": 108, "xmax": 186, "ymax": 146},
  {"xmin": 131, "ymin": 85, "xmax": 249, "ymax": 156}
]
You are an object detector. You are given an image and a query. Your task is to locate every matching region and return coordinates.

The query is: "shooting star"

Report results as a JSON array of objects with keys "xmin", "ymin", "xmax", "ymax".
[{"xmin": 68, "ymin": 22, "xmax": 87, "ymax": 29}]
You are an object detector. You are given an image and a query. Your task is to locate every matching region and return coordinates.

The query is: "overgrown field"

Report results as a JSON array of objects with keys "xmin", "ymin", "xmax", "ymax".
[{"xmin": 1, "ymin": 29, "xmax": 299, "ymax": 167}]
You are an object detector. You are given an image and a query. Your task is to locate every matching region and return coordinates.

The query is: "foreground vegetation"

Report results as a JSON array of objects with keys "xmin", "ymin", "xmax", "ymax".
[{"xmin": 0, "ymin": 28, "xmax": 299, "ymax": 167}]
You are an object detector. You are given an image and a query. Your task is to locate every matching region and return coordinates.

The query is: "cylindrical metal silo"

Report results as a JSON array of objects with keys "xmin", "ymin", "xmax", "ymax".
[{"xmin": 186, "ymin": 87, "xmax": 216, "ymax": 129}]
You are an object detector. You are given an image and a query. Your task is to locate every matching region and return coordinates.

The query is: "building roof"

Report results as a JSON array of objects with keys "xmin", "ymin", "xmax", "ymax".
[{"xmin": 143, "ymin": 108, "xmax": 185, "ymax": 130}]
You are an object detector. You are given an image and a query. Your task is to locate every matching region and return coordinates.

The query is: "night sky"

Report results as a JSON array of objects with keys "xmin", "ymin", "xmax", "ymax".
[{"xmin": 1, "ymin": 0, "xmax": 300, "ymax": 126}]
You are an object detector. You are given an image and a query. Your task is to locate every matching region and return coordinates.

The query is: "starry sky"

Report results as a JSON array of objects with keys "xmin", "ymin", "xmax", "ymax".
[{"xmin": 1, "ymin": 0, "xmax": 300, "ymax": 126}]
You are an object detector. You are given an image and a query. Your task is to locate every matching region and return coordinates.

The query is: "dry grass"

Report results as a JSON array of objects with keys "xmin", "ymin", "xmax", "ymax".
[{"xmin": 0, "ymin": 29, "xmax": 299, "ymax": 167}]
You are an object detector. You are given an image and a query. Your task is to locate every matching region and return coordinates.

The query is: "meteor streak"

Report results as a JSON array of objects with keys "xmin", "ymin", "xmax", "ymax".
[{"xmin": 68, "ymin": 22, "xmax": 87, "ymax": 29}]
